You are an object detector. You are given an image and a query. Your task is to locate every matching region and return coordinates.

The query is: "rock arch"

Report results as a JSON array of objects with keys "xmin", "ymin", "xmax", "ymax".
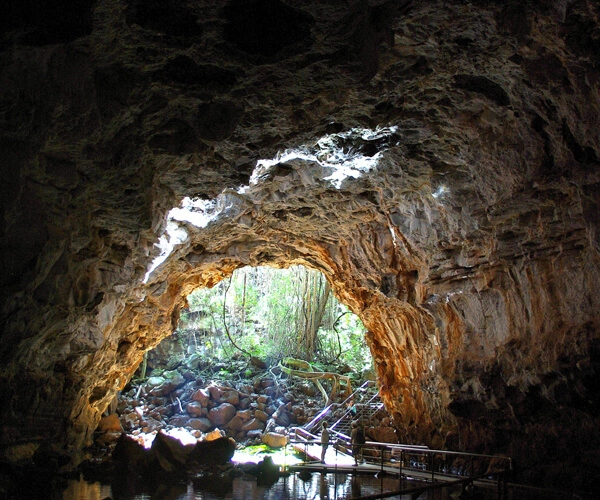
[{"xmin": 1, "ymin": 2, "xmax": 599, "ymax": 492}]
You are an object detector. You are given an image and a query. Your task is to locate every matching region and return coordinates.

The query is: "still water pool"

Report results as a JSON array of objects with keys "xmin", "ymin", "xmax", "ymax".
[{"xmin": 61, "ymin": 471, "xmax": 428, "ymax": 500}]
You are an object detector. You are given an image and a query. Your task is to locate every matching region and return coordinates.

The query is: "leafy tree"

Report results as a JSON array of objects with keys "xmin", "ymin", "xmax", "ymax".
[{"xmin": 175, "ymin": 266, "xmax": 371, "ymax": 372}]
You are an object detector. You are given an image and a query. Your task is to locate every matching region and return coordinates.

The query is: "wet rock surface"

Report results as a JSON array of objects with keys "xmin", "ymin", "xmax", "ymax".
[{"xmin": 0, "ymin": 0, "xmax": 599, "ymax": 495}]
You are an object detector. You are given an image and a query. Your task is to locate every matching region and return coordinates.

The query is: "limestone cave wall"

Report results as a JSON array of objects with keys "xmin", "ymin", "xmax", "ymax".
[{"xmin": 1, "ymin": 0, "xmax": 599, "ymax": 485}]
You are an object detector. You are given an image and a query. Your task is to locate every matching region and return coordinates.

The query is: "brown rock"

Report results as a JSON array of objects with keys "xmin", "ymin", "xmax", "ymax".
[
  {"xmin": 97, "ymin": 414, "xmax": 122, "ymax": 433},
  {"xmin": 186, "ymin": 402, "xmax": 204, "ymax": 417},
  {"xmin": 207, "ymin": 403, "xmax": 237, "ymax": 426},
  {"xmin": 95, "ymin": 431, "xmax": 122, "ymax": 446},
  {"xmin": 169, "ymin": 415, "xmax": 191, "ymax": 427},
  {"xmin": 226, "ymin": 415, "xmax": 244, "ymax": 432},
  {"xmin": 254, "ymin": 410, "xmax": 269, "ymax": 423},
  {"xmin": 246, "ymin": 430, "xmax": 263, "ymax": 440},
  {"xmin": 208, "ymin": 386, "xmax": 221, "ymax": 400},
  {"xmin": 236, "ymin": 409, "xmax": 253, "ymax": 421},
  {"xmin": 262, "ymin": 432, "xmax": 288, "ymax": 448},
  {"xmin": 204, "ymin": 429, "xmax": 225, "ymax": 442},
  {"xmin": 140, "ymin": 416, "xmax": 163, "ymax": 433},
  {"xmin": 191, "ymin": 388, "xmax": 210, "ymax": 406},
  {"xmin": 188, "ymin": 418, "xmax": 212, "ymax": 432},
  {"xmin": 241, "ymin": 418, "xmax": 265, "ymax": 432},
  {"xmin": 220, "ymin": 390, "xmax": 240, "ymax": 406}
]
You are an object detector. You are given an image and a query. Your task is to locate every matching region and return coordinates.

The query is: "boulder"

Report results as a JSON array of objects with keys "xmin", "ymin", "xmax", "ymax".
[
  {"xmin": 186, "ymin": 401, "xmax": 204, "ymax": 417},
  {"xmin": 151, "ymin": 431, "xmax": 195, "ymax": 472},
  {"xmin": 226, "ymin": 415, "xmax": 245, "ymax": 432},
  {"xmin": 183, "ymin": 353, "xmax": 203, "ymax": 370},
  {"xmin": 207, "ymin": 403, "xmax": 236, "ymax": 426},
  {"xmin": 140, "ymin": 415, "xmax": 164, "ymax": 433},
  {"xmin": 188, "ymin": 418, "xmax": 212, "ymax": 432},
  {"xmin": 95, "ymin": 431, "xmax": 122, "ymax": 446},
  {"xmin": 241, "ymin": 418, "xmax": 265, "ymax": 432},
  {"xmin": 254, "ymin": 409, "xmax": 269, "ymax": 423},
  {"xmin": 181, "ymin": 370, "xmax": 195, "ymax": 381},
  {"xmin": 246, "ymin": 429, "xmax": 263, "ymax": 440},
  {"xmin": 169, "ymin": 415, "xmax": 191, "ymax": 427},
  {"xmin": 238, "ymin": 384, "xmax": 253, "ymax": 394},
  {"xmin": 163, "ymin": 369, "xmax": 185, "ymax": 383},
  {"xmin": 204, "ymin": 429, "xmax": 225, "ymax": 441},
  {"xmin": 149, "ymin": 371, "xmax": 186, "ymax": 396},
  {"xmin": 98, "ymin": 414, "xmax": 123, "ymax": 432},
  {"xmin": 208, "ymin": 386, "xmax": 221, "ymax": 400},
  {"xmin": 147, "ymin": 376, "xmax": 165, "ymax": 388},
  {"xmin": 112, "ymin": 434, "xmax": 148, "ymax": 469},
  {"xmin": 191, "ymin": 388, "xmax": 210, "ymax": 406},
  {"xmin": 188, "ymin": 436, "xmax": 236, "ymax": 465},
  {"xmin": 220, "ymin": 390, "xmax": 240, "ymax": 406},
  {"xmin": 274, "ymin": 410, "xmax": 290, "ymax": 427},
  {"xmin": 262, "ymin": 432, "xmax": 288, "ymax": 448},
  {"xmin": 236, "ymin": 409, "xmax": 253, "ymax": 421}
]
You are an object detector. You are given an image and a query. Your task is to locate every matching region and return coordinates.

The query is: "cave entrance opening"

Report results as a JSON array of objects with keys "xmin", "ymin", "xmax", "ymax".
[
  {"xmin": 137, "ymin": 264, "xmax": 372, "ymax": 383},
  {"xmin": 110, "ymin": 264, "xmax": 377, "ymax": 451}
]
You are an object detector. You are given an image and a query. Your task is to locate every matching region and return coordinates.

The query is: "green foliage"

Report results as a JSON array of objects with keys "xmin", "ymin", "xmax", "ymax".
[{"xmin": 174, "ymin": 265, "xmax": 371, "ymax": 372}]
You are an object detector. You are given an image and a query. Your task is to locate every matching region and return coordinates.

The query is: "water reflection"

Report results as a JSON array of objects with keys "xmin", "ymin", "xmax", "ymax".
[
  {"xmin": 62, "ymin": 478, "xmax": 112, "ymax": 499},
  {"xmin": 61, "ymin": 471, "xmax": 411, "ymax": 500}
]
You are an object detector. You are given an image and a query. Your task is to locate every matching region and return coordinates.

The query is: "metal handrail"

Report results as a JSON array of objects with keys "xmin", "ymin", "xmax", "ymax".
[
  {"xmin": 288, "ymin": 434, "xmax": 512, "ymax": 485},
  {"xmin": 302, "ymin": 380, "xmax": 374, "ymax": 433},
  {"xmin": 287, "ymin": 433, "xmax": 512, "ymax": 499}
]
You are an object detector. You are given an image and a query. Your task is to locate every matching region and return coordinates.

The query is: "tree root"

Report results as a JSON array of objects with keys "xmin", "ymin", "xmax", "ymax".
[{"xmin": 279, "ymin": 357, "xmax": 352, "ymax": 405}]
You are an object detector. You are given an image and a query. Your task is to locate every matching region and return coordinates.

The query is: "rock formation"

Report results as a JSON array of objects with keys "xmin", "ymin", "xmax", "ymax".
[{"xmin": 1, "ymin": 0, "xmax": 599, "ymax": 491}]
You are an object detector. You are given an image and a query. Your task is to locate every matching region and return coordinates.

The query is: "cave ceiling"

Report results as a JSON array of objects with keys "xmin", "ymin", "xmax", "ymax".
[{"xmin": 1, "ymin": 0, "xmax": 600, "ymax": 479}]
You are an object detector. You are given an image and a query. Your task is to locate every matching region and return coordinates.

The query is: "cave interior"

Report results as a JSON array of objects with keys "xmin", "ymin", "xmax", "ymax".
[{"xmin": 1, "ymin": 0, "xmax": 600, "ymax": 494}]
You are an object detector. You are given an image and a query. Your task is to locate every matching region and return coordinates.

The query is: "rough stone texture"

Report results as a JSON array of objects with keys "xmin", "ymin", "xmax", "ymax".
[
  {"xmin": 262, "ymin": 432, "xmax": 288, "ymax": 449},
  {"xmin": 0, "ymin": 0, "xmax": 599, "ymax": 491},
  {"xmin": 207, "ymin": 403, "xmax": 237, "ymax": 427},
  {"xmin": 191, "ymin": 388, "xmax": 210, "ymax": 406}
]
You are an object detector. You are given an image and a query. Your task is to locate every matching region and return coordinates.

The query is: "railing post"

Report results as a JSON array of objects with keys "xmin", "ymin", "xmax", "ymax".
[
  {"xmin": 380, "ymin": 444, "xmax": 384, "ymax": 473},
  {"xmin": 399, "ymin": 449, "xmax": 403, "ymax": 488},
  {"xmin": 430, "ymin": 452, "xmax": 434, "ymax": 483},
  {"xmin": 497, "ymin": 471, "xmax": 502, "ymax": 500}
]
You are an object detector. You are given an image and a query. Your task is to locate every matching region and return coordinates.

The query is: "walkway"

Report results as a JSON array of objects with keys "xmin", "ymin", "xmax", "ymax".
[{"xmin": 286, "ymin": 382, "xmax": 513, "ymax": 498}]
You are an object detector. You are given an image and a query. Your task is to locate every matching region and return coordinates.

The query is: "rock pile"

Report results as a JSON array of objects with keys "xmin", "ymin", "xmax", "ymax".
[
  {"xmin": 92, "ymin": 358, "xmax": 397, "ymax": 462},
  {"xmin": 94, "ymin": 360, "xmax": 325, "ymax": 452}
]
